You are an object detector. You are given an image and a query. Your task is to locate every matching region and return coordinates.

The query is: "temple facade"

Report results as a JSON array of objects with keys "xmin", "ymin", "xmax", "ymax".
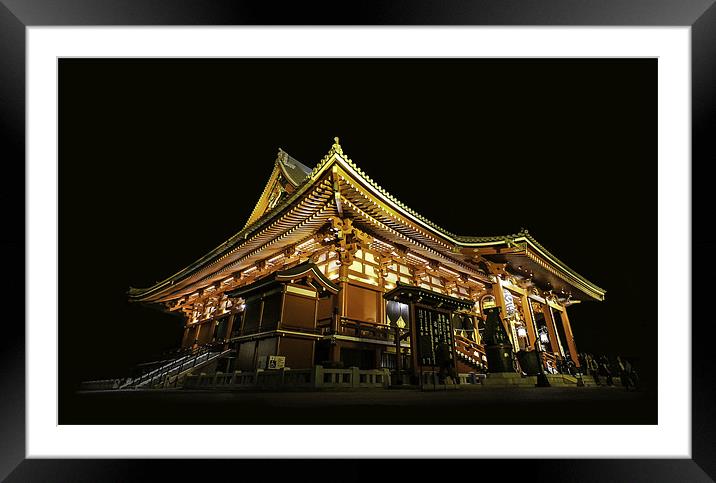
[{"xmin": 128, "ymin": 139, "xmax": 605, "ymax": 384}]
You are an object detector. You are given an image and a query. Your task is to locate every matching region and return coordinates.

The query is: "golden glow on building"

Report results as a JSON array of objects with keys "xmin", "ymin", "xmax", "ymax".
[{"xmin": 129, "ymin": 139, "xmax": 604, "ymax": 379}]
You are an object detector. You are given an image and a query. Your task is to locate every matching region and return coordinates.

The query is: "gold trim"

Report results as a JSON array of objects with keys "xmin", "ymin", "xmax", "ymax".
[{"xmin": 285, "ymin": 285, "xmax": 318, "ymax": 298}]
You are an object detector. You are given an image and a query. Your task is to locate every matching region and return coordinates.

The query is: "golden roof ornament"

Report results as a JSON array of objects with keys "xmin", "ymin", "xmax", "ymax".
[
  {"xmin": 332, "ymin": 136, "xmax": 344, "ymax": 156},
  {"xmin": 313, "ymin": 137, "xmax": 347, "ymax": 176},
  {"xmin": 276, "ymin": 147, "xmax": 290, "ymax": 165}
]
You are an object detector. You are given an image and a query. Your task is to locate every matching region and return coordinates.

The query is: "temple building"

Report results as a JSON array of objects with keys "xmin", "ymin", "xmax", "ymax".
[{"xmin": 128, "ymin": 138, "xmax": 605, "ymax": 385}]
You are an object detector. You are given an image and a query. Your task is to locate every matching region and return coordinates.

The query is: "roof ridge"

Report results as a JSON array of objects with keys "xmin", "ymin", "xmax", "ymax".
[
  {"xmin": 329, "ymin": 138, "xmax": 465, "ymax": 240},
  {"xmin": 328, "ymin": 141, "xmax": 604, "ymax": 296},
  {"xmin": 130, "ymin": 139, "xmax": 604, "ymax": 301}
]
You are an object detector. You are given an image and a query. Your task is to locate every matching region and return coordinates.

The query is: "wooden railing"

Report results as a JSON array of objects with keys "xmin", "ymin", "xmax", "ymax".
[
  {"xmin": 453, "ymin": 333, "xmax": 486, "ymax": 368},
  {"xmin": 231, "ymin": 323, "xmax": 325, "ymax": 340},
  {"xmin": 229, "ymin": 317, "xmax": 408, "ymax": 341},
  {"xmin": 316, "ymin": 317, "xmax": 333, "ymax": 334},
  {"xmin": 338, "ymin": 317, "xmax": 409, "ymax": 343},
  {"xmin": 541, "ymin": 351, "xmax": 559, "ymax": 373}
]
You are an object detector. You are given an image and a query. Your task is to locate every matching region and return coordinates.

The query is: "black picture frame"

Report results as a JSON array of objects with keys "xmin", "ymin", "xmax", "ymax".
[{"xmin": 1, "ymin": 1, "xmax": 712, "ymax": 481}]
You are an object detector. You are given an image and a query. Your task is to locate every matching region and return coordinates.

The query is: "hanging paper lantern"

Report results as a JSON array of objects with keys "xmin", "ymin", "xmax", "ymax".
[{"xmin": 504, "ymin": 289, "xmax": 516, "ymax": 318}]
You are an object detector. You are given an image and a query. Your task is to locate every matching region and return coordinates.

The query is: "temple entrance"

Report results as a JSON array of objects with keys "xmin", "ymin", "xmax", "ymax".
[
  {"xmin": 340, "ymin": 348, "xmax": 376, "ymax": 370},
  {"xmin": 314, "ymin": 340, "xmax": 331, "ymax": 366},
  {"xmin": 384, "ymin": 283, "xmax": 474, "ymax": 384}
]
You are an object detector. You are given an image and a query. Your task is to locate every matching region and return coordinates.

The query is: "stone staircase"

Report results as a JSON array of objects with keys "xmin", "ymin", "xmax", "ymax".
[
  {"xmin": 453, "ymin": 333, "xmax": 487, "ymax": 374},
  {"xmin": 118, "ymin": 345, "xmax": 228, "ymax": 389}
]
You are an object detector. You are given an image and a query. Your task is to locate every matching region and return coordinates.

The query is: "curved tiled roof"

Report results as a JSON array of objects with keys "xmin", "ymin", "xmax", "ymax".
[
  {"xmin": 226, "ymin": 262, "xmax": 340, "ymax": 298},
  {"xmin": 129, "ymin": 138, "xmax": 605, "ymax": 302},
  {"xmin": 324, "ymin": 139, "xmax": 604, "ymax": 299},
  {"xmin": 277, "ymin": 149, "xmax": 313, "ymax": 186}
]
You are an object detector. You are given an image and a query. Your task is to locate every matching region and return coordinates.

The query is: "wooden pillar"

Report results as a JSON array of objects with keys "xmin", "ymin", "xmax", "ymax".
[
  {"xmin": 492, "ymin": 279, "xmax": 515, "ymax": 348},
  {"xmin": 236, "ymin": 308, "xmax": 246, "ymax": 336},
  {"xmin": 330, "ymin": 340, "xmax": 341, "ymax": 363},
  {"xmin": 395, "ymin": 327, "xmax": 402, "ymax": 373},
  {"xmin": 410, "ymin": 303, "xmax": 419, "ymax": 380},
  {"xmin": 337, "ymin": 256, "xmax": 349, "ymax": 312},
  {"xmin": 473, "ymin": 315, "xmax": 482, "ymax": 345},
  {"xmin": 542, "ymin": 304, "xmax": 565, "ymax": 358},
  {"xmin": 181, "ymin": 325, "xmax": 191, "ymax": 349},
  {"xmin": 528, "ymin": 298, "xmax": 544, "ymax": 351},
  {"xmin": 559, "ymin": 306, "xmax": 580, "ymax": 367},
  {"xmin": 336, "ymin": 281, "xmax": 347, "ymax": 332},
  {"xmin": 194, "ymin": 323, "xmax": 202, "ymax": 348},
  {"xmin": 224, "ymin": 313, "xmax": 237, "ymax": 348},
  {"xmin": 376, "ymin": 291, "xmax": 386, "ymax": 325},
  {"xmin": 376, "ymin": 256, "xmax": 387, "ymax": 326},
  {"xmin": 521, "ymin": 295, "xmax": 537, "ymax": 350}
]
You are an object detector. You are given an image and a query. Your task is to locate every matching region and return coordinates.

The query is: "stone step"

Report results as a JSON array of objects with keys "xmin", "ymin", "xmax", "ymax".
[
  {"xmin": 579, "ymin": 375, "xmax": 599, "ymax": 387},
  {"xmin": 482, "ymin": 373, "xmax": 536, "ymax": 387}
]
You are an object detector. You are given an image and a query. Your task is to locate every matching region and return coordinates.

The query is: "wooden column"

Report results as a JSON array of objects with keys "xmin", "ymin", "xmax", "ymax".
[
  {"xmin": 491, "ymin": 279, "xmax": 515, "ymax": 348},
  {"xmin": 521, "ymin": 295, "xmax": 537, "ymax": 350},
  {"xmin": 376, "ymin": 254, "xmax": 386, "ymax": 326},
  {"xmin": 337, "ymin": 257, "xmax": 349, "ymax": 316},
  {"xmin": 559, "ymin": 306, "xmax": 580, "ymax": 367},
  {"xmin": 236, "ymin": 308, "xmax": 246, "ymax": 336},
  {"xmin": 542, "ymin": 304, "xmax": 565, "ymax": 358},
  {"xmin": 395, "ymin": 326, "xmax": 402, "ymax": 373},
  {"xmin": 410, "ymin": 304, "xmax": 419, "ymax": 380},
  {"xmin": 192, "ymin": 324, "xmax": 201, "ymax": 350},
  {"xmin": 224, "ymin": 312, "xmax": 237, "ymax": 344},
  {"xmin": 181, "ymin": 326, "xmax": 191, "ymax": 349},
  {"xmin": 336, "ymin": 281, "xmax": 347, "ymax": 332},
  {"xmin": 330, "ymin": 339, "xmax": 341, "ymax": 363}
]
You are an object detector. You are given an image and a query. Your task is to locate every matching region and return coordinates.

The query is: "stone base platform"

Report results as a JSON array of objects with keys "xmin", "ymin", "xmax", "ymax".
[{"xmin": 482, "ymin": 372, "xmax": 537, "ymax": 387}]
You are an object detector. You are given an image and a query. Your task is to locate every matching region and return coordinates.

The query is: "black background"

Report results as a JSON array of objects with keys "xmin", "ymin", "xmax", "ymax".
[{"xmin": 59, "ymin": 58, "xmax": 656, "ymax": 409}]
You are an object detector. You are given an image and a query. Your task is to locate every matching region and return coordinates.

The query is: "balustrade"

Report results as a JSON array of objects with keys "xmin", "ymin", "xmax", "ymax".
[
  {"xmin": 183, "ymin": 365, "xmax": 391, "ymax": 390},
  {"xmin": 338, "ymin": 317, "xmax": 409, "ymax": 343}
]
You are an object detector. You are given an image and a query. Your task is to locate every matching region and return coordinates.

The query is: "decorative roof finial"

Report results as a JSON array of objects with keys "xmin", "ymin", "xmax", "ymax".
[
  {"xmin": 332, "ymin": 136, "xmax": 344, "ymax": 156},
  {"xmin": 277, "ymin": 147, "xmax": 288, "ymax": 163}
]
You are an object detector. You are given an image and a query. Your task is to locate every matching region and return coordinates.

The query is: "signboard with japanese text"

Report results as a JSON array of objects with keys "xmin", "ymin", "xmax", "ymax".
[{"xmin": 416, "ymin": 307, "xmax": 454, "ymax": 368}]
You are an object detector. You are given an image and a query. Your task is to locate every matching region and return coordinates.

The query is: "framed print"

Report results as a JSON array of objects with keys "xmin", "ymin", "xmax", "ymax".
[{"xmin": 1, "ymin": 0, "xmax": 714, "ymax": 481}]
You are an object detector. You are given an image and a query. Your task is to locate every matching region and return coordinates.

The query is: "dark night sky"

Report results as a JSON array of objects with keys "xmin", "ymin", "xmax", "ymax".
[{"xmin": 59, "ymin": 58, "xmax": 656, "ymax": 392}]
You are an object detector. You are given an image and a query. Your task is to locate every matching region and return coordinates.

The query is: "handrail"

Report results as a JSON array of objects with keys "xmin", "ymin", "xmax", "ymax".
[
  {"xmin": 276, "ymin": 324, "xmax": 323, "ymax": 335},
  {"xmin": 340, "ymin": 316, "xmax": 390, "ymax": 328},
  {"xmin": 123, "ymin": 343, "xmax": 224, "ymax": 389},
  {"xmin": 147, "ymin": 349, "xmax": 218, "ymax": 388},
  {"xmin": 341, "ymin": 318, "xmax": 411, "ymax": 345},
  {"xmin": 231, "ymin": 323, "xmax": 326, "ymax": 340},
  {"xmin": 338, "ymin": 317, "xmax": 407, "ymax": 342},
  {"xmin": 454, "ymin": 333, "xmax": 484, "ymax": 352},
  {"xmin": 159, "ymin": 349, "xmax": 231, "ymax": 388},
  {"xmin": 453, "ymin": 333, "xmax": 486, "ymax": 369}
]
